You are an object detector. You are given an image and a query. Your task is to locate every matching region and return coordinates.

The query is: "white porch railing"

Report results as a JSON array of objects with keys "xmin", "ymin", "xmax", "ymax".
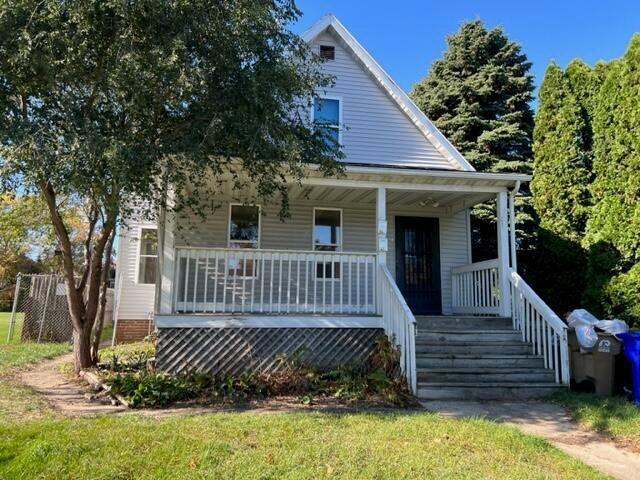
[
  {"xmin": 451, "ymin": 259, "xmax": 501, "ymax": 315},
  {"xmin": 173, "ymin": 247, "xmax": 377, "ymax": 315},
  {"xmin": 510, "ymin": 271, "xmax": 570, "ymax": 385},
  {"xmin": 378, "ymin": 264, "xmax": 417, "ymax": 393}
]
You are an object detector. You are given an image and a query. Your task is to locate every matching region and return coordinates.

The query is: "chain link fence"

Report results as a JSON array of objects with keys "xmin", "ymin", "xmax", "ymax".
[{"xmin": 6, "ymin": 273, "xmax": 73, "ymax": 343}]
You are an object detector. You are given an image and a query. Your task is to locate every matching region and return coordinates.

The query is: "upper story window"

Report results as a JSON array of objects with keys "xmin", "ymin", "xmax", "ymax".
[
  {"xmin": 138, "ymin": 228, "xmax": 158, "ymax": 284},
  {"xmin": 319, "ymin": 45, "xmax": 335, "ymax": 60},
  {"xmin": 313, "ymin": 97, "xmax": 341, "ymax": 147},
  {"xmin": 229, "ymin": 204, "xmax": 260, "ymax": 249}
]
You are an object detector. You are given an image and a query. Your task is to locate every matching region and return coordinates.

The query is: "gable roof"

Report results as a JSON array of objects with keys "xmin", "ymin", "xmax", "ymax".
[{"xmin": 302, "ymin": 14, "xmax": 475, "ymax": 172}]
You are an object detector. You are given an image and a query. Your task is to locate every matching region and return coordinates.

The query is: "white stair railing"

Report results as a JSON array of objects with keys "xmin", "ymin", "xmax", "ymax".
[
  {"xmin": 509, "ymin": 270, "xmax": 569, "ymax": 385},
  {"xmin": 378, "ymin": 264, "xmax": 417, "ymax": 393},
  {"xmin": 451, "ymin": 259, "xmax": 501, "ymax": 315}
]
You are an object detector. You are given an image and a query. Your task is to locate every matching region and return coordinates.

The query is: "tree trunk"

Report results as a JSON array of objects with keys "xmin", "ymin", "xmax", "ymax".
[
  {"xmin": 73, "ymin": 321, "xmax": 93, "ymax": 372},
  {"xmin": 91, "ymin": 228, "xmax": 116, "ymax": 362}
]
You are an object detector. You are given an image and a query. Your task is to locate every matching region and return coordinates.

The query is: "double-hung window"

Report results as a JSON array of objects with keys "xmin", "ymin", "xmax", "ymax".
[
  {"xmin": 228, "ymin": 204, "xmax": 260, "ymax": 276},
  {"xmin": 137, "ymin": 228, "xmax": 158, "ymax": 284},
  {"xmin": 313, "ymin": 208, "xmax": 342, "ymax": 279},
  {"xmin": 313, "ymin": 97, "xmax": 341, "ymax": 149}
]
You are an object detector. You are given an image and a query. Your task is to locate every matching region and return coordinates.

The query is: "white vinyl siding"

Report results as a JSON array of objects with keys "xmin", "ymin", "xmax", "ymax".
[
  {"xmin": 173, "ymin": 196, "xmax": 470, "ymax": 313},
  {"xmin": 114, "ymin": 222, "xmax": 157, "ymax": 320},
  {"xmin": 311, "ymin": 31, "xmax": 456, "ymax": 170}
]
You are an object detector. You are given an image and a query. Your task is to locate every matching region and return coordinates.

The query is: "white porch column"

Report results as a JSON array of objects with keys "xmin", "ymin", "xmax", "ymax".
[
  {"xmin": 376, "ymin": 187, "xmax": 388, "ymax": 265},
  {"xmin": 496, "ymin": 191, "xmax": 512, "ymax": 317},
  {"xmin": 508, "ymin": 189, "xmax": 518, "ymax": 272},
  {"xmin": 158, "ymin": 189, "xmax": 176, "ymax": 315}
]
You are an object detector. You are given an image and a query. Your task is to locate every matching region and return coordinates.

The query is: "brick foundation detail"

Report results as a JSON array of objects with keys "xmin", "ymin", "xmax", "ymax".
[
  {"xmin": 156, "ymin": 327, "xmax": 384, "ymax": 375},
  {"xmin": 115, "ymin": 319, "xmax": 154, "ymax": 343}
]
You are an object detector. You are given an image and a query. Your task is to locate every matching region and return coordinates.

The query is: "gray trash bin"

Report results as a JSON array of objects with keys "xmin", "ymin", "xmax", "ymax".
[{"xmin": 568, "ymin": 331, "xmax": 622, "ymax": 396}]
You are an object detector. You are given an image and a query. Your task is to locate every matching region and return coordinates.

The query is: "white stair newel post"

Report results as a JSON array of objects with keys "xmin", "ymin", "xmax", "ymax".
[{"xmin": 496, "ymin": 192, "xmax": 512, "ymax": 317}]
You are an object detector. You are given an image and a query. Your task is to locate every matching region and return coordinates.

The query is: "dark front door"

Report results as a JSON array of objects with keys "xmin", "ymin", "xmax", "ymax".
[{"xmin": 395, "ymin": 216, "xmax": 442, "ymax": 315}]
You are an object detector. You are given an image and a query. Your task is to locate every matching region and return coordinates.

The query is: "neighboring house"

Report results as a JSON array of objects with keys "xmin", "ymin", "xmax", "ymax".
[{"xmin": 113, "ymin": 14, "xmax": 569, "ymax": 400}]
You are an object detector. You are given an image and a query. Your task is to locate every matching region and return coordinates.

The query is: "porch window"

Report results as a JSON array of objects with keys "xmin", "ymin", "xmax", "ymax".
[
  {"xmin": 313, "ymin": 97, "xmax": 341, "ymax": 148},
  {"xmin": 228, "ymin": 204, "xmax": 260, "ymax": 276},
  {"xmin": 314, "ymin": 208, "xmax": 342, "ymax": 278},
  {"xmin": 137, "ymin": 228, "xmax": 158, "ymax": 284}
]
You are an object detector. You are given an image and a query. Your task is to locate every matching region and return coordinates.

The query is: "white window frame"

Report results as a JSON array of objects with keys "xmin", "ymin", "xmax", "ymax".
[
  {"xmin": 136, "ymin": 226, "xmax": 158, "ymax": 285},
  {"xmin": 312, "ymin": 207, "xmax": 343, "ymax": 280},
  {"xmin": 227, "ymin": 203, "xmax": 262, "ymax": 249},
  {"xmin": 227, "ymin": 203, "xmax": 262, "ymax": 279},
  {"xmin": 311, "ymin": 95, "xmax": 343, "ymax": 145}
]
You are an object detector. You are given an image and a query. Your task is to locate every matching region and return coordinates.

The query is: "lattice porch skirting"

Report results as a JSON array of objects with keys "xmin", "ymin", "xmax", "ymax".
[{"xmin": 156, "ymin": 327, "xmax": 384, "ymax": 375}]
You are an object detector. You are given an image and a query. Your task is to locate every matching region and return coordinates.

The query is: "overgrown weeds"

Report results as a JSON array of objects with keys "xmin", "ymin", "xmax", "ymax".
[{"xmin": 101, "ymin": 335, "xmax": 417, "ymax": 409}]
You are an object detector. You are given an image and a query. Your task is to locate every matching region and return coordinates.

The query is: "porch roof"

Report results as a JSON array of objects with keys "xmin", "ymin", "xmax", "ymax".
[{"xmin": 295, "ymin": 164, "xmax": 531, "ymax": 213}]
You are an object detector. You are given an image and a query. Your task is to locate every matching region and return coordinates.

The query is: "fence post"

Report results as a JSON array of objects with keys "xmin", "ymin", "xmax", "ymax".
[
  {"xmin": 37, "ymin": 275, "xmax": 54, "ymax": 343},
  {"xmin": 7, "ymin": 274, "xmax": 22, "ymax": 343}
]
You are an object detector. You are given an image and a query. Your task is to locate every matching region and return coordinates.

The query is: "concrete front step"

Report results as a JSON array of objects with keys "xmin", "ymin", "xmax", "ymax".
[
  {"xmin": 417, "ymin": 354, "xmax": 546, "ymax": 369},
  {"xmin": 418, "ymin": 382, "xmax": 564, "ymax": 400},
  {"xmin": 417, "ymin": 330, "xmax": 523, "ymax": 343},
  {"xmin": 416, "ymin": 342, "xmax": 533, "ymax": 355},
  {"xmin": 416, "ymin": 316, "xmax": 512, "ymax": 331},
  {"xmin": 418, "ymin": 368, "xmax": 556, "ymax": 383}
]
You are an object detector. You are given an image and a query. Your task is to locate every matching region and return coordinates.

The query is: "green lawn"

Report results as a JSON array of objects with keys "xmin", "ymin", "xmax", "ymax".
[
  {"xmin": 0, "ymin": 336, "xmax": 610, "ymax": 479},
  {"xmin": 0, "ymin": 311, "xmax": 23, "ymax": 344},
  {"xmin": 0, "ymin": 411, "xmax": 607, "ymax": 479},
  {"xmin": 0, "ymin": 311, "xmax": 70, "ymax": 375},
  {"xmin": 552, "ymin": 391, "xmax": 640, "ymax": 450}
]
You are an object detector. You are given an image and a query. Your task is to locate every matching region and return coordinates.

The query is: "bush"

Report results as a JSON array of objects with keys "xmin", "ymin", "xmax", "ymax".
[
  {"xmin": 603, "ymin": 264, "xmax": 640, "ymax": 328},
  {"xmin": 103, "ymin": 335, "xmax": 416, "ymax": 408},
  {"xmin": 98, "ymin": 341, "xmax": 155, "ymax": 373}
]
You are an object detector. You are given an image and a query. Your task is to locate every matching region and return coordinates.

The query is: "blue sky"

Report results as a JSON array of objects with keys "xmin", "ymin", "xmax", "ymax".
[{"xmin": 294, "ymin": 0, "xmax": 639, "ymax": 106}]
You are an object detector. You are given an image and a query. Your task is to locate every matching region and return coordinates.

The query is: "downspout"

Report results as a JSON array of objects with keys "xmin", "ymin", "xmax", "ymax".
[{"xmin": 508, "ymin": 180, "xmax": 521, "ymax": 273}]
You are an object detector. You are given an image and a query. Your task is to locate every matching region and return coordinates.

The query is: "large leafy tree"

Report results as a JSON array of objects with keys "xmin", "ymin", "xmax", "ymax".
[
  {"xmin": 410, "ymin": 20, "xmax": 535, "ymax": 258},
  {"xmin": 0, "ymin": 0, "xmax": 340, "ymax": 371}
]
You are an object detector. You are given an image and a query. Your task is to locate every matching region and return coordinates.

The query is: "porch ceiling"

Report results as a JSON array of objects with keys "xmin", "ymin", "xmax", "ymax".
[
  {"xmin": 291, "ymin": 165, "xmax": 531, "ymax": 212},
  {"xmin": 288, "ymin": 184, "xmax": 492, "ymax": 210}
]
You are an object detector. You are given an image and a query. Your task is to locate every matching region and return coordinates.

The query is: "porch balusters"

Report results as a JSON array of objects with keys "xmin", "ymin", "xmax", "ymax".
[{"xmin": 172, "ymin": 247, "xmax": 377, "ymax": 315}]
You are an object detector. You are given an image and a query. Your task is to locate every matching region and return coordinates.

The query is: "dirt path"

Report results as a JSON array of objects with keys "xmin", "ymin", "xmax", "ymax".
[
  {"xmin": 422, "ymin": 400, "xmax": 640, "ymax": 480},
  {"xmin": 19, "ymin": 354, "xmax": 127, "ymax": 416}
]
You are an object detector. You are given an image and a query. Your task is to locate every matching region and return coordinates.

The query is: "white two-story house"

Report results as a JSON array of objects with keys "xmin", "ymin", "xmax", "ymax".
[{"xmin": 113, "ymin": 14, "xmax": 569, "ymax": 400}]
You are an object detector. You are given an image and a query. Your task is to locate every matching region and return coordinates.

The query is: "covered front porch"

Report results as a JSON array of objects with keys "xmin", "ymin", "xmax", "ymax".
[{"xmin": 154, "ymin": 166, "xmax": 541, "ymax": 390}]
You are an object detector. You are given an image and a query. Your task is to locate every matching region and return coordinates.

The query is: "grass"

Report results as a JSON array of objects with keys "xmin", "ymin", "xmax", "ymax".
[
  {"xmin": 551, "ymin": 390, "xmax": 640, "ymax": 450},
  {"xmin": 0, "ymin": 323, "xmax": 611, "ymax": 479},
  {"xmin": 0, "ymin": 312, "xmax": 70, "ymax": 376},
  {"xmin": 0, "ymin": 311, "xmax": 23, "ymax": 344},
  {"xmin": 0, "ymin": 312, "xmax": 70, "ymax": 423},
  {"xmin": 0, "ymin": 411, "xmax": 607, "ymax": 479}
]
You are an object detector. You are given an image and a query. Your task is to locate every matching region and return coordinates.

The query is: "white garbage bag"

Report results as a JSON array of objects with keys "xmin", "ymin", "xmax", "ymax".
[
  {"xmin": 596, "ymin": 319, "xmax": 629, "ymax": 335},
  {"xmin": 567, "ymin": 309, "xmax": 599, "ymax": 327},
  {"xmin": 568, "ymin": 309, "xmax": 599, "ymax": 349}
]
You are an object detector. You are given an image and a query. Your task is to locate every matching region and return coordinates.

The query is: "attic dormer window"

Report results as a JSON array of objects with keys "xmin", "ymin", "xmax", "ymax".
[{"xmin": 319, "ymin": 45, "xmax": 335, "ymax": 60}]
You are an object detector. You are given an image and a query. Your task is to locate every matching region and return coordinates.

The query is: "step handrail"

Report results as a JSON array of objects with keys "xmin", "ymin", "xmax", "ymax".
[
  {"xmin": 509, "ymin": 270, "xmax": 569, "ymax": 384},
  {"xmin": 377, "ymin": 264, "xmax": 417, "ymax": 393}
]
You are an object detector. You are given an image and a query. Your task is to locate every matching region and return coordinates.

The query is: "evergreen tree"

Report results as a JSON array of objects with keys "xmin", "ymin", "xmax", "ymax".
[
  {"xmin": 532, "ymin": 63, "xmax": 592, "ymax": 242},
  {"xmin": 411, "ymin": 20, "xmax": 534, "ymax": 173},
  {"xmin": 586, "ymin": 35, "xmax": 640, "ymax": 325},
  {"xmin": 411, "ymin": 20, "xmax": 535, "ymax": 259},
  {"xmin": 587, "ymin": 35, "xmax": 640, "ymax": 262}
]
